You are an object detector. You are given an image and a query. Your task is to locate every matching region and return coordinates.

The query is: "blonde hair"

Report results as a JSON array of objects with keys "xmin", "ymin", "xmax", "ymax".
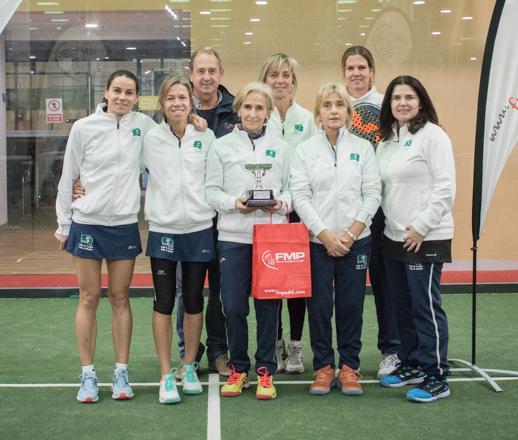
[
  {"xmin": 233, "ymin": 82, "xmax": 274, "ymax": 121},
  {"xmin": 157, "ymin": 75, "xmax": 194, "ymax": 122},
  {"xmin": 258, "ymin": 52, "xmax": 299, "ymax": 92},
  {"xmin": 314, "ymin": 83, "xmax": 353, "ymax": 129}
]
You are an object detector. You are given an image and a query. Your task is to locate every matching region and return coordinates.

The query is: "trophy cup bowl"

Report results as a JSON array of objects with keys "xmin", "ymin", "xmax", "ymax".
[{"xmin": 243, "ymin": 163, "xmax": 276, "ymax": 207}]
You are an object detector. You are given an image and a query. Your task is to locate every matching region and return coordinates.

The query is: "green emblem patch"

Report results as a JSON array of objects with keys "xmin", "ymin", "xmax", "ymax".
[
  {"xmin": 132, "ymin": 128, "xmax": 141, "ymax": 137},
  {"xmin": 80, "ymin": 234, "xmax": 93, "ymax": 245},
  {"xmin": 161, "ymin": 237, "xmax": 173, "ymax": 246},
  {"xmin": 294, "ymin": 124, "xmax": 304, "ymax": 132},
  {"xmin": 350, "ymin": 153, "xmax": 360, "ymax": 161},
  {"xmin": 403, "ymin": 139, "xmax": 412, "ymax": 147},
  {"xmin": 266, "ymin": 149, "xmax": 276, "ymax": 158},
  {"xmin": 193, "ymin": 140, "xmax": 202, "ymax": 149}
]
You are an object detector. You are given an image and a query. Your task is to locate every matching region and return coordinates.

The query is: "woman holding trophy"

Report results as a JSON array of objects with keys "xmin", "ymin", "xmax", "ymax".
[
  {"xmin": 291, "ymin": 83, "xmax": 381, "ymax": 397},
  {"xmin": 205, "ymin": 82, "xmax": 291, "ymax": 400}
]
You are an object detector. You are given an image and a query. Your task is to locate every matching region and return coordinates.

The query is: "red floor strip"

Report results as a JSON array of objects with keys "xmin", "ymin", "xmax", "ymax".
[{"xmin": 1, "ymin": 271, "xmax": 518, "ymax": 289}]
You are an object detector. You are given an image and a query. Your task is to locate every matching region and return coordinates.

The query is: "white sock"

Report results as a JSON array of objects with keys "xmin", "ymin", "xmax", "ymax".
[
  {"xmin": 81, "ymin": 364, "xmax": 95, "ymax": 374},
  {"xmin": 115, "ymin": 362, "xmax": 128, "ymax": 371}
]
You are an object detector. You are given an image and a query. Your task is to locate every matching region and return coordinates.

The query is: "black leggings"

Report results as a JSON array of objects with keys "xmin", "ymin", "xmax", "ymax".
[{"xmin": 150, "ymin": 258, "xmax": 207, "ymax": 315}]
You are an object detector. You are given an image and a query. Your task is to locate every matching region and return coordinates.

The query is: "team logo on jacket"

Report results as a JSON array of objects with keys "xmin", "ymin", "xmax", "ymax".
[
  {"xmin": 356, "ymin": 255, "xmax": 368, "ymax": 270},
  {"xmin": 193, "ymin": 140, "xmax": 202, "ymax": 149},
  {"xmin": 160, "ymin": 237, "xmax": 174, "ymax": 253},
  {"xmin": 403, "ymin": 139, "xmax": 412, "ymax": 147},
  {"xmin": 265, "ymin": 149, "xmax": 276, "ymax": 158},
  {"xmin": 79, "ymin": 234, "xmax": 94, "ymax": 251},
  {"xmin": 132, "ymin": 128, "xmax": 141, "ymax": 137},
  {"xmin": 262, "ymin": 250, "xmax": 305, "ymax": 270},
  {"xmin": 294, "ymin": 124, "xmax": 304, "ymax": 132},
  {"xmin": 409, "ymin": 263, "xmax": 424, "ymax": 271},
  {"xmin": 350, "ymin": 153, "xmax": 360, "ymax": 161}
]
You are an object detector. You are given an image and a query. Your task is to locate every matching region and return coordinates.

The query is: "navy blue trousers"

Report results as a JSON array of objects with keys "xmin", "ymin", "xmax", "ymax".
[
  {"xmin": 383, "ymin": 258, "xmax": 449, "ymax": 377},
  {"xmin": 218, "ymin": 241, "xmax": 280, "ymax": 375},
  {"xmin": 307, "ymin": 237, "xmax": 371, "ymax": 371},
  {"xmin": 370, "ymin": 209, "xmax": 400, "ymax": 354}
]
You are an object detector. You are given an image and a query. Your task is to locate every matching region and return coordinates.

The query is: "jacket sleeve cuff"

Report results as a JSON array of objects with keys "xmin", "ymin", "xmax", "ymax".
[
  {"xmin": 412, "ymin": 218, "xmax": 430, "ymax": 237},
  {"xmin": 355, "ymin": 209, "xmax": 370, "ymax": 225},
  {"xmin": 56, "ymin": 224, "xmax": 71, "ymax": 236},
  {"xmin": 310, "ymin": 220, "xmax": 326, "ymax": 238}
]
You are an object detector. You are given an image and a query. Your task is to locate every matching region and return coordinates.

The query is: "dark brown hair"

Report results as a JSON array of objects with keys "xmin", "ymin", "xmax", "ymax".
[{"xmin": 379, "ymin": 75, "xmax": 439, "ymax": 141}]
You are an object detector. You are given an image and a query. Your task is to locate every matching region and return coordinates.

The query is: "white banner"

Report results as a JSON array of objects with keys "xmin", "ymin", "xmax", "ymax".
[
  {"xmin": 478, "ymin": 0, "xmax": 518, "ymax": 237},
  {"xmin": 0, "ymin": 0, "xmax": 22, "ymax": 34}
]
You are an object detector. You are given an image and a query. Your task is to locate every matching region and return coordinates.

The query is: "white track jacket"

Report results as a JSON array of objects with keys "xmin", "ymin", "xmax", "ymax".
[
  {"xmin": 376, "ymin": 122, "xmax": 455, "ymax": 241},
  {"xmin": 56, "ymin": 105, "xmax": 155, "ymax": 235},
  {"xmin": 291, "ymin": 128, "xmax": 381, "ymax": 243},
  {"xmin": 143, "ymin": 122, "xmax": 216, "ymax": 234},
  {"xmin": 267, "ymin": 102, "xmax": 317, "ymax": 150},
  {"xmin": 205, "ymin": 126, "xmax": 291, "ymax": 244}
]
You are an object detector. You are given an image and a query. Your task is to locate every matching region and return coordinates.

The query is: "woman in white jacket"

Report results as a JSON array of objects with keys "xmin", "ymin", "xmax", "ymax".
[
  {"xmin": 55, "ymin": 70, "xmax": 156, "ymax": 403},
  {"xmin": 143, "ymin": 75, "xmax": 216, "ymax": 403},
  {"xmin": 291, "ymin": 83, "xmax": 381, "ymax": 397},
  {"xmin": 205, "ymin": 82, "xmax": 291, "ymax": 400},
  {"xmin": 342, "ymin": 45, "xmax": 401, "ymax": 379},
  {"xmin": 377, "ymin": 76, "xmax": 455, "ymax": 403},
  {"xmin": 258, "ymin": 52, "xmax": 317, "ymax": 374}
]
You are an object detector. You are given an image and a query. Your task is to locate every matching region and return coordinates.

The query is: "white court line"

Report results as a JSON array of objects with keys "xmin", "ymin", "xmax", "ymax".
[
  {"xmin": 207, "ymin": 374, "xmax": 221, "ymax": 440},
  {"xmin": 1, "ymin": 376, "xmax": 518, "ymax": 388}
]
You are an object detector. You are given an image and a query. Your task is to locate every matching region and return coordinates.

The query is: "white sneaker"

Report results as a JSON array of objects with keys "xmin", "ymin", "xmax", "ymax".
[
  {"xmin": 181, "ymin": 362, "xmax": 203, "ymax": 395},
  {"xmin": 377, "ymin": 353, "xmax": 400, "ymax": 379},
  {"xmin": 159, "ymin": 371, "xmax": 181, "ymax": 404},
  {"xmin": 275, "ymin": 339, "xmax": 287, "ymax": 374},
  {"xmin": 285, "ymin": 341, "xmax": 304, "ymax": 374}
]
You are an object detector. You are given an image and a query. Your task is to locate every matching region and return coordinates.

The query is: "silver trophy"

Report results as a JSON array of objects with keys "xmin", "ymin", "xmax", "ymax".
[{"xmin": 243, "ymin": 163, "xmax": 276, "ymax": 207}]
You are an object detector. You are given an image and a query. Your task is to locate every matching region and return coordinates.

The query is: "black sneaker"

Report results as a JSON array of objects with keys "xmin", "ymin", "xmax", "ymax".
[
  {"xmin": 380, "ymin": 364, "xmax": 425, "ymax": 388},
  {"xmin": 406, "ymin": 375, "xmax": 450, "ymax": 403}
]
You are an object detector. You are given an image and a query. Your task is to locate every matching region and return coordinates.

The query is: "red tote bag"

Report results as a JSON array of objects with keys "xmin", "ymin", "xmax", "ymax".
[{"xmin": 251, "ymin": 222, "xmax": 312, "ymax": 300}]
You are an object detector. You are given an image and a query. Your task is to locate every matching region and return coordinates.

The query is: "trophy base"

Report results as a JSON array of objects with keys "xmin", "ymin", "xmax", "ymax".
[{"xmin": 245, "ymin": 189, "xmax": 276, "ymax": 207}]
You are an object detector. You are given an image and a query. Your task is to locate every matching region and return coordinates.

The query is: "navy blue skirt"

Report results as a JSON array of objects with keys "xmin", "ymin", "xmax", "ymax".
[
  {"xmin": 146, "ymin": 227, "xmax": 215, "ymax": 262},
  {"xmin": 65, "ymin": 222, "xmax": 142, "ymax": 260}
]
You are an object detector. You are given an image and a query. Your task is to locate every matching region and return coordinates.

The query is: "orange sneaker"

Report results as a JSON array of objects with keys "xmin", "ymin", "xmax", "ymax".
[
  {"xmin": 337, "ymin": 365, "xmax": 363, "ymax": 396},
  {"xmin": 255, "ymin": 367, "xmax": 276, "ymax": 400},
  {"xmin": 309, "ymin": 365, "xmax": 335, "ymax": 395}
]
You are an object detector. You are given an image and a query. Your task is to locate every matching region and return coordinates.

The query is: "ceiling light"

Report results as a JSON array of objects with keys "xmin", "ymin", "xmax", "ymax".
[
  {"xmin": 358, "ymin": 24, "xmax": 370, "ymax": 28},
  {"xmin": 29, "ymin": 27, "xmax": 38, "ymax": 30},
  {"xmin": 209, "ymin": 0, "xmax": 232, "ymax": 2},
  {"xmin": 104, "ymin": 56, "xmax": 109, "ymax": 59},
  {"xmin": 250, "ymin": 17, "xmax": 260, "ymax": 22},
  {"xmin": 337, "ymin": 9, "xmax": 352, "ymax": 12},
  {"xmin": 169, "ymin": 0, "xmax": 190, "ymax": 2},
  {"xmin": 413, "ymin": 1, "xmax": 425, "ymax": 4},
  {"xmin": 345, "ymin": 42, "xmax": 353, "ymax": 46},
  {"xmin": 371, "ymin": 8, "xmax": 381, "ymax": 12},
  {"xmin": 337, "ymin": 0, "xmax": 358, "ymax": 3},
  {"xmin": 56, "ymin": 26, "xmax": 62, "ymax": 30},
  {"xmin": 360, "ymin": 32, "xmax": 366, "ymax": 36},
  {"xmin": 85, "ymin": 23, "xmax": 98, "ymax": 28},
  {"xmin": 243, "ymin": 41, "xmax": 252, "ymax": 45},
  {"xmin": 440, "ymin": 9, "xmax": 452, "ymax": 13},
  {"xmin": 244, "ymin": 31, "xmax": 253, "ymax": 35},
  {"xmin": 37, "ymin": 1, "xmax": 60, "ymax": 4},
  {"xmin": 256, "ymin": 1, "xmax": 268, "ymax": 4},
  {"xmin": 337, "ymin": 17, "xmax": 347, "ymax": 20},
  {"xmin": 210, "ymin": 24, "xmax": 230, "ymax": 27},
  {"xmin": 470, "ymin": 57, "xmax": 477, "ymax": 61},
  {"xmin": 432, "ymin": 31, "xmax": 441, "ymax": 35},
  {"xmin": 462, "ymin": 16, "xmax": 474, "ymax": 20},
  {"xmin": 364, "ymin": 16, "xmax": 374, "ymax": 20},
  {"xmin": 126, "ymin": 47, "xmax": 137, "ymax": 50},
  {"xmin": 200, "ymin": 11, "xmax": 211, "ymax": 15},
  {"xmin": 29, "ymin": 55, "xmax": 36, "ymax": 59},
  {"xmin": 50, "ymin": 18, "xmax": 69, "ymax": 22},
  {"xmin": 44, "ymin": 11, "xmax": 64, "ymax": 14}
]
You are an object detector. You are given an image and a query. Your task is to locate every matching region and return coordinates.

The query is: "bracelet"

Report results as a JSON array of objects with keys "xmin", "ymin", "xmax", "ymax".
[{"xmin": 345, "ymin": 228, "xmax": 358, "ymax": 242}]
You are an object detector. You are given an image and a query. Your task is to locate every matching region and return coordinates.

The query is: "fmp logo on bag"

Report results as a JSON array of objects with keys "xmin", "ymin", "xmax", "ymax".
[{"xmin": 262, "ymin": 250, "xmax": 306, "ymax": 270}]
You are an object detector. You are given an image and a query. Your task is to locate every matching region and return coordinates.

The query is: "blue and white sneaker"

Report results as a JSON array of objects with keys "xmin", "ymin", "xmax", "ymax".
[
  {"xmin": 380, "ymin": 364, "xmax": 425, "ymax": 388},
  {"xmin": 77, "ymin": 371, "xmax": 99, "ymax": 403},
  {"xmin": 181, "ymin": 363, "xmax": 203, "ymax": 395},
  {"xmin": 159, "ymin": 370, "xmax": 181, "ymax": 404},
  {"xmin": 112, "ymin": 368, "xmax": 134, "ymax": 400},
  {"xmin": 407, "ymin": 375, "xmax": 450, "ymax": 403}
]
